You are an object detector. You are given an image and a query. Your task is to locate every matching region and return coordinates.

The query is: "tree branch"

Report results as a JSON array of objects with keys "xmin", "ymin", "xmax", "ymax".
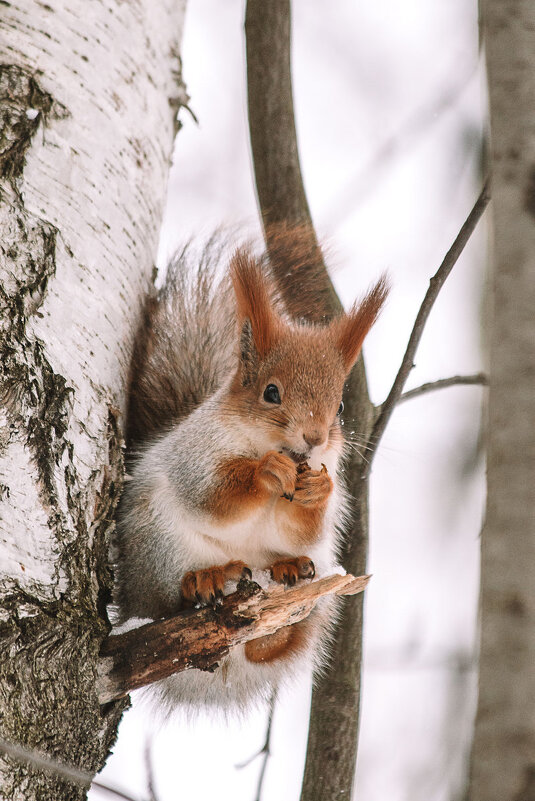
[
  {"xmin": 245, "ymin": 0, "xmax": 313, "ymax": 233},
  {"xmin": 144, "ymin": 739, "xmax": 160, "ymax": 801},
  {"xmin": 0, "ymin": 738, "xmax": 141, "ymax": 801},
  {"xmin": 97, "ymin": 573, "xmax": 369, "ymax": 705},
  {"xmin": 236, "ymin": 690, "xmax": 277, "ymax": 801},
  {"xmin": 245, "ymin": 3, "xmax": 374, "ymax": 799},
  {"xmin": 393, "ymin": 372, "xmax": 488, "ymax": 406},
  {"xmin": 245, "ymin": 0, "xmax": 342, "ymax": 320},
  {"xmin": 367, "ymin": 182, "xmax": 490, "ymax": 473}
]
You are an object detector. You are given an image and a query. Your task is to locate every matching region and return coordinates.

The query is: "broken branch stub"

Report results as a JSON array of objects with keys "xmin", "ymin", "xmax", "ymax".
[{"xmin": 97, "ymin": 572, "xmax": 370, "ymax": 704}]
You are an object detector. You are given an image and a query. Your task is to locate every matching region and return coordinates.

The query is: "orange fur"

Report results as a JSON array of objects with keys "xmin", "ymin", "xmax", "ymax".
[
  {"xmin": 269, "ymin": 556, "xmax": 315, "ymax": 585},
  {"xmin": 276, "ymin": 465, "xmax": 334, "ymax": 547},
  {"xmin": 207, "ymin": 451, "xmax": 332, "ymax": 547},
  {"xmin": 206, "ymin": 451, "xmax": 297, "ymax": 522},
  {"xmin": 332, "ymin": 275, "xmax": 390, "ymax": 370},
  {"xmin": 256, "ymin": 451, "xmax": 297, "ymax": 497},
  {"xmin": 264, "ymin": 223, "xmax": 336, "ymax": 323},
  {"xmin": 278, "ymin": 502, "xmax": 329, "ymax": 549},
  {"xmin": 244, "ymin": 619, "xmax": 310, "ymax": 663},
  {"xmin": 206, "ymin": 457, "xmax": 268, "ymax": 520},
  {"xmin": 230, "ymin": 249, "xmax": 281, "ymax": 358},
  {"xmin": 181, "ymin": 560, "xmax": 250, "ymax": 605}
]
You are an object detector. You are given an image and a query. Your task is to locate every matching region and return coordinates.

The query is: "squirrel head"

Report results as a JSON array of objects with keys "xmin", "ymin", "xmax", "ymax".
[{"xmin": 228, "ymin": 248, "xmax": 389, "ymax": 463}]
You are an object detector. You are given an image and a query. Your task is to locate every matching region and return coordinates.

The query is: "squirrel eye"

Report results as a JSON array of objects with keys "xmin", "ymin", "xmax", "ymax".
[
  {"xmin": 337, "ymin": 401, "xmax": 344, "ymax": 416},
  {"xmin": 263, "ymin": 384, "xmax": 281, "ymax": 404}
]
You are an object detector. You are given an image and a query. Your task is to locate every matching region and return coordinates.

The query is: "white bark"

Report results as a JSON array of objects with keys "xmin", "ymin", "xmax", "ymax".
[
  {"xmin": 470, "ymin": 3, "xmax": 535, "ymax": 800},
  {"xmin": 0, "ymin": 1, "xmax": 185, "ymax": 798}
]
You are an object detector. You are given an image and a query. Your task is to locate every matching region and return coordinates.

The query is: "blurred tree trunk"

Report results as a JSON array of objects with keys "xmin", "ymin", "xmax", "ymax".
[
  {"xmin": 245, "ymin": 4, "xmax": 372, "ymax": 799},
  {"xmin": 470, "ymin": 4, "xmax": 535, "ymax": 800},
  {"xmin": 0, "ymin": 2, "xmax": 185, "ymax": 798}
]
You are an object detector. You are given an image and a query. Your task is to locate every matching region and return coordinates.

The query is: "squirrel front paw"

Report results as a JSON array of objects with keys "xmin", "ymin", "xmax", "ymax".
[
  {"xmin": 256, "ymin": 450, "xmax": 297, "ymax": 498},
  {"xmin": 181, "ymin": 560, "xmax": 252, "ymax": 608},
  {"xmin": 270, "ymin": 556, "xmax": 315, "ymax": 586},
  {"xmin": 292, "ymin": 463, "xmax": 333, "ymax": 507}
]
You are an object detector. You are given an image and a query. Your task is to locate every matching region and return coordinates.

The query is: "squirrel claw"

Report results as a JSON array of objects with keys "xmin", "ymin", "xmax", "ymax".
[
  {"xmin": 270, "ymin": 556, "xmax": 316, "ymax": 586},
  {"xmin": 281, "ymin": 492, "xmax": 294, "ymax": 502}
]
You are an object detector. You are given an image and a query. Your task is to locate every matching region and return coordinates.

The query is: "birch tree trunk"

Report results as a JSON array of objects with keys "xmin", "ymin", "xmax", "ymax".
[
  {"xmin": 0, "ymin": 2, "xmax": 185, "ymax": 798},
  {"xmin": 470, "ymin": 3, "xmax": 535, "ymax": 799}
]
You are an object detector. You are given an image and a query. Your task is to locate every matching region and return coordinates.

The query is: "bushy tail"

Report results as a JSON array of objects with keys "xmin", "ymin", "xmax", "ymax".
[{"xmin": 126, "ymin": 237, "xmax": 236, "ymax": 445}]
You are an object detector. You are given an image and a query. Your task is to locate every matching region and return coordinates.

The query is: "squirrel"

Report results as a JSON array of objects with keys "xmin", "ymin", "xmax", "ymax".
[{"xmin": 115, "ymin": 231, "xmax": 388, "ymax": 713}]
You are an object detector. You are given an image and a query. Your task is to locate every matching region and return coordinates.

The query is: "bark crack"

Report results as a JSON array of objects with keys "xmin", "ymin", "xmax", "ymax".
[
  {"xmin": 0, "ymin": 64, "xmax": 68, "ymax": 183},
  {"xmin": 0, "ymin": 58, "xmax": 120, "ymax": 653}
]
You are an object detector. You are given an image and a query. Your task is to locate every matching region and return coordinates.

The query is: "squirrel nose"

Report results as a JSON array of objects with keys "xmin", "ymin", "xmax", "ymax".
[{"xmin": 303, "ymin": 429, "xmax": 326, "ymax": 448}]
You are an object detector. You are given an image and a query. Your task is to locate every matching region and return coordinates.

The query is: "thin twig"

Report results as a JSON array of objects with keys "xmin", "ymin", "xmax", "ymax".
[
  {"xmin": 0, "ymin": 738, "xmax": 143, "ymax": 801},
  {"xmin": 144, "ymin": 738, "xmax": 160, "ymax": 801},
  {"xmin": 367, "ymin": 182, "xmax": 490, "ymax": 474},
  {"xmin": 253, "ymin": 698, "xmax": 274, "ymax": 801},
  {"xmin": 236, "ymin": 691, "xmax": 277, "ymax": 801},
  {"xmin": 393, "ymin": 372, "xmax": 488, "ymax": 406}
]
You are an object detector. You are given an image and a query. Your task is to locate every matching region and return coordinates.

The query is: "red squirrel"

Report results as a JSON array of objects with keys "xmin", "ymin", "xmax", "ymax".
[{"xmin": 115, "ymin": 234, "xmax": 388, "ymax": 712}]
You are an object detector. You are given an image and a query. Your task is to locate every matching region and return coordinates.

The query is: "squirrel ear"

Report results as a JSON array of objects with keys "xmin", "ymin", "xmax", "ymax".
[
  {"xmin": 230, "ymin": 248, "xmax": 280, "ymax": 360},
  {"xmin": 332, "ymin": 275, "xmax": 389, "ymax": 371},
  {"xmin": 239, "ymin": 318, "xmax": 260, "ymax": 386}
]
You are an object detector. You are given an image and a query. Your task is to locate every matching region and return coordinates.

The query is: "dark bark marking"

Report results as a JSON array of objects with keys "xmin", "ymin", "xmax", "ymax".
[
  {"xmin": 524, "ymin": 165, "xmax": 535, "ymax": 219},
  {"xmin": 504, "ymin": 593, "xmax": 526, "ymax": 618},
  {"xmin": 0, "ymin": 65, "xmax": 56, "ymax": 182},
  {"xmin": 0, "ymin": 62, "xmax": 126, "ymax": 798},
  {"xmin": 0, "ymin": 613, "xmax": 127, "ymax": 801},
  {"xmin": 93, "ymin": 406, "xmax": 124, "ymax": 622},
  {"xmin": 168, "ymin": 52, "xmax": 192, "ymax": 137},
  {"xmin": 0, "ymin": 197, "xmax": 76, "ymax": 566},
  {"xmin": 513, "ymin": 766, "xmax": 535, "ymax": 801}
]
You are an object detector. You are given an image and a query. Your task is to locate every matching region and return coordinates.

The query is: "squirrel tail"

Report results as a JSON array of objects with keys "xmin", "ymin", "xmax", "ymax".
[{"xmin": 126, "ymin": 237, "xmax": 236, "ymax": 445}]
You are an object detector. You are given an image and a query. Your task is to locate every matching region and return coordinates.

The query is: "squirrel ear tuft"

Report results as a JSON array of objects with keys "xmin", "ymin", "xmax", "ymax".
[
  {"xmin": 239, "ymin": 318, "xmax": 260, "ymax": 386},
  {"xmin": 230, "ymin": 248, "xmax": 280, "ymax": 360},
  {"xmin": 332, "ymin": 275, "xmax": 390, "ymax": 371}
]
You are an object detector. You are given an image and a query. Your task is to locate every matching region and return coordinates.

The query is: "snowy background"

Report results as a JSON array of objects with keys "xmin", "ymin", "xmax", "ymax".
[{"xmin": 91, "ymin": 0, "xmax": 487, "ymax": 799}]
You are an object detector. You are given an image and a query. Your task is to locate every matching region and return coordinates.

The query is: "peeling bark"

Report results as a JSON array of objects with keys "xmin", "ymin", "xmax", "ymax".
[{"xmin": 0, "ymin": 2, "xmax": 186, "ymax": 798}]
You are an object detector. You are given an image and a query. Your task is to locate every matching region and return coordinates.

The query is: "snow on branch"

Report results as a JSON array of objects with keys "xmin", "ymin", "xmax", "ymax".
[{"xmin": 97, "ymin": 573, "xmax": 370, "ymax": 704}]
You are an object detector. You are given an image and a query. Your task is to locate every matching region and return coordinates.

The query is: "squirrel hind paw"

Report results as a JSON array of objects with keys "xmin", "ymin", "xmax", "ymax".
[
  {"xmin": 181, "ymin": 561, "xmax": 252, "ymax": 607},
  {"xmin": 269, "ymin": 556, "xmax": 315, "ymax": 586}
]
